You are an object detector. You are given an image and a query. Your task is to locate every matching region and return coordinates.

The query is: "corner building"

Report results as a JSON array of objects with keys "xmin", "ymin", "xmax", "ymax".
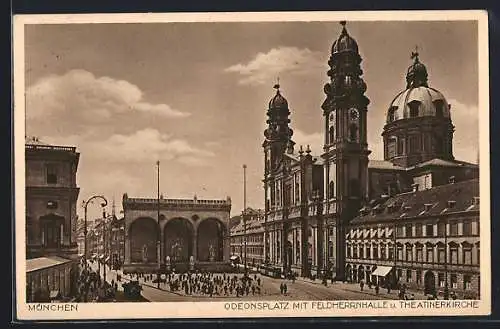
[{"xmin": 261, "ymin": 21, "xmax": 479, "ymax": 295}]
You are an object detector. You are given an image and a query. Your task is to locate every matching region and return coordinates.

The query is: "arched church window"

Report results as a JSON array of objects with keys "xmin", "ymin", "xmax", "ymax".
[
  {"xmin": 328, "ymin": 181, "xmax": 335, "ymax": 199},
  {"xmin": 388, "ymin": 106, "xmax": 398, "ymax": 122},
  {"xmin": 398, "ymin": 138, "xmax": 405, "ymax": 155},
  {"xmin": 329, "ymin": 126, "xmax": 335, "ymax": 144},
  {"xmin": 387, "ymin": 137, "xmax": 397, "ymax": 158},
  {"xmin": 408, "ymin": 101, "xmax": 420, "ymax": 118},
  {"xmin": 349, "ymin": 124, "xmax": 358, "ymax": 142}
]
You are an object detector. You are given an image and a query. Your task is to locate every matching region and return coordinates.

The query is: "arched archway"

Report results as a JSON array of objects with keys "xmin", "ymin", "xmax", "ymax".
[
  {"xmin": 424, "ymin": 270, "xmax": 436, "ymax": 295},
  {"xmin": 164, "ymin": 218, "xmax": 194, "ymax": 262},
  {"xmin": 358, "ymin": 265, "xmax": 365, "ymax": 283},
  {"xmin": 197, "ymin": 218, "xmax": 225, "ymax": 262},
  {"xmin": 129, "ymin": 217, "xmax": 158, "ymax": 263},
  {"xmin": 345, "ymin": 264, "xmax": 352, "ymax": 282}
]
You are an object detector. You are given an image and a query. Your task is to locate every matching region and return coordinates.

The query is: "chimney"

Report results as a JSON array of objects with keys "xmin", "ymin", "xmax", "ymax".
[
  {"xmin": 448, "ymin": 176, "xmax": 456, "ymax": 184},
  {"xmin": 411, "ymin": 183, "xmax": 419, "ymax": 192}
]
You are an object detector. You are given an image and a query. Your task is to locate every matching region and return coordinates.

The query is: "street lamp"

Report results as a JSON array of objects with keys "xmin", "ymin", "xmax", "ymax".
[
  {"xmin": 82, "ymin": 195, "xmax": 108, "ymax": 266},
  {"xmin": 243, "ymin": 164, "xmax": 247, "ymax": 272},
  {"xmin": 312, "ymin": 190, "xmax": 325, "ymax": 283}
]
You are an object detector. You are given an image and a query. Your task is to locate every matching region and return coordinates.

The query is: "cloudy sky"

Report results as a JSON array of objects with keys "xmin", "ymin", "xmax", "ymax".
[{"xmin": 24, "ymin": 19, "xmax": 479, "ymax": 218}]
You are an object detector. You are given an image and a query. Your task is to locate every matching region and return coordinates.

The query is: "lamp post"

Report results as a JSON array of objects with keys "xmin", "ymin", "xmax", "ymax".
[
  {"xmin": 312, "ymin": 190, "xmax": 324, "ymax": 281},
  {"xmin": 82, "ymin": 195, "xmax": 108, "ymax": 267},
  {"xmin": 243, "ymin": 164, "xmax": 247, "ymax": 272},
  {"xmin": 156, "ymin": 160, "xmax": 161, "ymax": 289},
  {"xmin": 102, "ymin": 207, "xmax": 108, "ymax": 283}
]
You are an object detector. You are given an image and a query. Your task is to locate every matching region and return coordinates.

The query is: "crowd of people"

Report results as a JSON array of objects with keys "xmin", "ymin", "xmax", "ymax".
[
  {"xmin": 125, "ymin": 271, "xmax": 266, "ymax": 298},
  {"xmin": 75, "ymin": 263, "xmax": 119, "ymax": 302}
]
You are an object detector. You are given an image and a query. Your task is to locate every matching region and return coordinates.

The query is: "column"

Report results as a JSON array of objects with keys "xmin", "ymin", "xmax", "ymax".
[
  {"xmin": 124, "ymin": 229, "xmax": 131, "ymax": 265},
  {"xmin": 60, "ymin": 224, "xmax": 64, "ymax": 246},
  {"xmin": 193, "ymin": 230, "xmax": 198, "ymax": 261}
]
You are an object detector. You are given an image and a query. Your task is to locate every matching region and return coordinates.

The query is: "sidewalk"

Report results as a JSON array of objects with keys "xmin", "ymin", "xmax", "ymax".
[{"xmin": 295, "ymin": 277, "xmax": 428, "ymax": 300}]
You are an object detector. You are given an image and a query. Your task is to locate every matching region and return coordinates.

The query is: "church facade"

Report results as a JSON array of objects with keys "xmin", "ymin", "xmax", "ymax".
[{"xmin": 261, "ymin": 21, "xmax": 479, "ymax": 293}]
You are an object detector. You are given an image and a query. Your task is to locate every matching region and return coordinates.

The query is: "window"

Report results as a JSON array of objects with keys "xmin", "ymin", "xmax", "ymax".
[
  {"xmin": 438, "ymin": 246, "xmax": 446, "ymax": 263},
  {"xmin": 463, "ymin": 275, "xmax": 472, "ymax": 290},
  {"xmin": 415, "ymin": 224, "xmax": 422, "ymax": 237},
  {"xmin": 329, "ymin": 126, "xmax": 335, "ymax": 144},
  {"xmin": 328, "ymin": 181, "xmax": 335, "ymax": 199},
  {"xmin": 397, "ymin": 245, "xmax": 403, "ymax": 260},
  {"xmin": 416, "ymin": 246, "xmax": 423, "ymax": 262},
  {"xmin": 398, "ymin": 138, "xmax": 405, "ymax": 155},
  {"xmin": 450, "ymin": 246, "xmax": 458, "ymax": 264},
  {"xmin": 477, "ymin": 243, "xmax": 480, "ymax": 265},
  {"xmin": 380, "ymin": 244, "xmax": 386, "ymax": 260},
  {"xmin": 426, "ymin": 247, "xmax": 434, "ymax": 263},
  {"xmin": 329, "ymin": 228, "xmax": 334, "ymax": 236},
  {"xmin": 328, "ymin": 241, "xmax": 333, "ymax": 256},
  {"xmin": 426, "ymin": 224, "xmax": 434, "ymax": 237},
  {"xmin": 416, "ymin": 270, "xmax": 422, "ymax": 285},
  {"xmin": 396, "ymin": 226, "xmax": 404, "ymax": 238},
  {"xmin": 365, "ymin": 246, "xmax": 371, "ymax": 259},
  {"xmin": 408, "ymin": 101, "xmax": 420, "ymax": 118},
  {"xmin": 463, "ymin": 220, "xmax": 472, "ymax": 235},
  {"xmin": 388, "ymin": 246, "xmax": 394, "ymax": 260},
  {"xmin": 388, "ymin": 106, "xmax": 397, "ymax": 122},
  {"xmin": 438, "ymin": 222, "xmax": 446, "ymax": 237},
  {"xmin": 450, "ymin": 222, "xmax": 458, "ymax": 236},
  {"xmin": 387, "ymin": 137, "xmax": 397, "ymax": 158},
  {"xmin": 451, "ymin": 274, "xmax": 458, "ymax": 289},
  {"xmin": 464, "ymin": 248, "xmax": 472, "ymax": 265},
  {"xmin": 406, "ymin": 270, "xmax": 412, "ymax": 282},
  {"xmin": 405, "ymin": 224, "xmax": 413, "ymax": 237},
  {"xmin": 438, "ymin": 273, "xmax": 445, "ymax": 287},
  {"xmin": 373, "ymin": 245, "xmax": 379, "ymax": 259},
  {"xmin": 434, "ymin": 100, "xmax": 444, "ymax": 117},
  {"xmin": 406, "ymin": 246, "xmax": 413, "ymax": 262},
  {"xmin": 46, "ymin": 164, "xmax": 58, "ymax": 184}
]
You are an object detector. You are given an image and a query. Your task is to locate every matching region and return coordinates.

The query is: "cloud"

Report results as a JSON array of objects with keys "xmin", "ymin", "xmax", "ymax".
[
  {"xmin": 448, "ymin": 99, "xmax": 479, "ymax": 164},
  {"xmin": 225, "ymin": 47, "xmax": 326, "ymax": 86},
  {"xmin": 26, "ymin": 69, "xmax": 190, "ymax": 125},
  {"xmin": 42, "ymin": 128, "xmax": 215, "ymax": 166},
  {"xmin": 292, "ymin": 129, "xmax": 323, "ymax": 155}
]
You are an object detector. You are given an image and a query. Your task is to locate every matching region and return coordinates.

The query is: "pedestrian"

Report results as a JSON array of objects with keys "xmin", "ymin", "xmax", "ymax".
[
  {"xmin": 280, "ymin": 283, "xmax": 284, "ymax": 295},
  {"xmin": 375, "ymin": 283, "xmax": 380, "ymax": 295},
  {"xmin": 284, "ymin": 283, "xmax": 288, "ymax": 294},
  {"xmin": 360, "ymin": 279, "xmax": 365, "ymax": 291},
  {"xmin": 252, "ymin": 285, "xmax": 255, "ymax": 295}
]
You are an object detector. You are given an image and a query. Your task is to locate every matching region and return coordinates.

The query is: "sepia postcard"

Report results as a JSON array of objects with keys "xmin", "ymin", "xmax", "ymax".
[{"xmin": 13, "ymin": 10, "xmax": 491, "ymax": 320}]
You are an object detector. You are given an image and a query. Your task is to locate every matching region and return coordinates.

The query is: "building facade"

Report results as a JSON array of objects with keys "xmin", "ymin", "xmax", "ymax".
[
  {"xmin": 230, "ymin": 208, "xmax": 265, "ymax": 266},
  {"xmin": 122, "ymin": 194, "xmax": 231, "ymax": 273},
  {"xmin": 25, "ymin": 136, "xmax": 81, "ymax": 302},
  {"xmin": 259, "ymin": 21, "xmax": 480, "ymax": 289},
  {"xmin": 346, "ymin": 179, "xmax": 480, "ymax": 298}
]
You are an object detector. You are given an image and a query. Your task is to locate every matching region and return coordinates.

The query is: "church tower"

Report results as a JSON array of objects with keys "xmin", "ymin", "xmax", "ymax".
[
  {"xmin": 263, "ymin": 82, "xmax": 294, "ymax": 181},
  {"xmin": 321, "ymin": 21, "xmax": 370, "ymax": 280}
]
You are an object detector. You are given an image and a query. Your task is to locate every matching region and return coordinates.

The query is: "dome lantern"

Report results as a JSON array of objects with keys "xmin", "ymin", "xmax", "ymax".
[
  {"xmin": 406, "ymin": 47, "xmax": 429, "ymax": 89},
  {"xmin": 331, "ymin": 21, "xmax": 359, "ymax": 55}
]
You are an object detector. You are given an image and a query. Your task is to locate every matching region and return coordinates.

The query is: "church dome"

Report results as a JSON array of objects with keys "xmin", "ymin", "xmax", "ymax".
[
  {"xmin": 331, "ymin": 21, "xmax": 359, "ymax": 55},
  {"xmin": 386, "ymin": 51, "xmax": 450, "ymax": 124},
  {"xmin": 268, "ymin": 83, "xmax": 288, "ymax": 109}
]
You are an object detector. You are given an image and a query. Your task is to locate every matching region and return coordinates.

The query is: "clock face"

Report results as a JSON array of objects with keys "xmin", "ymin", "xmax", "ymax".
[{"xmin": 349, "ymin": 108, "xmax": 359, "ymax": 121}]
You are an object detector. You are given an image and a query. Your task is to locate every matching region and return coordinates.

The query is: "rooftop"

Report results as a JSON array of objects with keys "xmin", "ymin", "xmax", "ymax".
[
  {"xmin": 26, "ymin": 256, "xmax": 72, "ymax": 273},
  {"xmin": 352, "ymin": 178, "xmax": 479, "ymax": 224}
]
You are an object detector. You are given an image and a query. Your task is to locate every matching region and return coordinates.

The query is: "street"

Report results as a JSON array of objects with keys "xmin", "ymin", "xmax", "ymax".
[{"xmin": 88, "ymin": 262, "xmax": 414, "ymax": 302}]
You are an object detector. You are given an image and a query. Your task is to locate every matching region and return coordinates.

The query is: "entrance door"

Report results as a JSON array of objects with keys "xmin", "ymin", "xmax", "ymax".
[{"xmin": 424, "ymin": 271, "xmax": 436, "ymax": 295}]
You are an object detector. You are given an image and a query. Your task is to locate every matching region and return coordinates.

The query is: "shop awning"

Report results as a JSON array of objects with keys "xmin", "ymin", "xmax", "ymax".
[
  {"xmin": 372, "ymin": 266, "xmax": 393, "ymax": 277},
  {"xmin": 230, "ymin": 255, "xmax": 240, "ymax": 261}
]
